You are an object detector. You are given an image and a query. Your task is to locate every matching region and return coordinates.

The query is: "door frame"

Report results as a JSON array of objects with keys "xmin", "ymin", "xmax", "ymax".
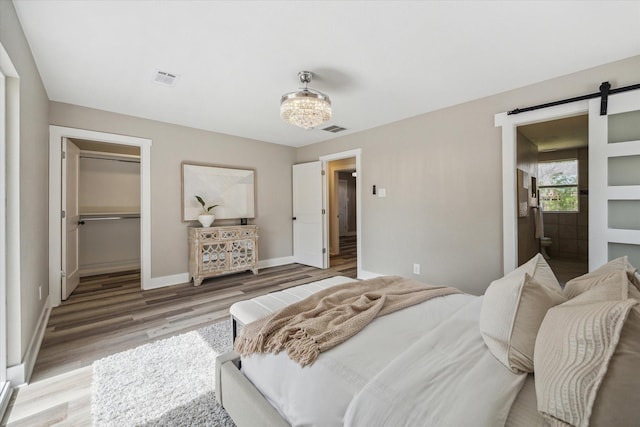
[
  {"xmin": 495, "ymin": 102, "xmax": 588, "ymax": 275},
  {"xmin": 48, "ymin": 126, "xmax": 152, "ymax": 307},
  {"xmin": 319, "ymin": 149, "xmax": 362, "ymax": 278},
  {"xmin": 0, "ymin": 42, "xmax": 19, "ymax": 414}
]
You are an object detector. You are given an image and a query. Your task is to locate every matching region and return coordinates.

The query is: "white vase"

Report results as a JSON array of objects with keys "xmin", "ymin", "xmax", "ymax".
[{"xmin": 198, "ymin": 214, "xmax": 215, "ymax": 227}]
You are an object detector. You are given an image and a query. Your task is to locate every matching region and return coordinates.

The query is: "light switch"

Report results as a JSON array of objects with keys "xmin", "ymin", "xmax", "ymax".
[{"xmin": 378, "ymin": 188, "xmax": 386, "ymax": 197}]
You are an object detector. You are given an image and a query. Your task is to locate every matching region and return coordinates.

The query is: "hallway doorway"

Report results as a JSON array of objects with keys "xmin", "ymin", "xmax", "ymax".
[
  {"xmin": 326, "ymin": 158, "xmax": 357, "ymax": 268},
  {"xmin": 320, "ymin": 149, "xmax": 362, "ymax": 278}
]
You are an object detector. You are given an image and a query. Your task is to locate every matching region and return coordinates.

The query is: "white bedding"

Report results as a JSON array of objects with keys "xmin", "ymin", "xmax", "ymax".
[
  {"xmin": 241, "ymin": 293, "xmax": 528, "ymax": 426},
  {"xmin": 506, "ymin": 375, "xmax": 549, "ymax": 427},
  {"xmin": 345, "ymin": 297, "xmax": 526, "ymax": 426}
]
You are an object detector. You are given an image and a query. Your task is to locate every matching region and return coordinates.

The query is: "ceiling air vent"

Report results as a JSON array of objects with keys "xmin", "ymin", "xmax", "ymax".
[
  {"xmin": 152, "ymin": 70, "xmax": 178, "ymax": 86},
  {"xmin": 322, "ymin": 125, "xmax": 347, "ymax": 133}
]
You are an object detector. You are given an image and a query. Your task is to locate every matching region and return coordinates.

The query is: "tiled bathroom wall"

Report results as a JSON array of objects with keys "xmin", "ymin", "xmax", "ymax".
[{"xmin": 541, "ymin": 148, "xmax": 588, "ymax": 260}]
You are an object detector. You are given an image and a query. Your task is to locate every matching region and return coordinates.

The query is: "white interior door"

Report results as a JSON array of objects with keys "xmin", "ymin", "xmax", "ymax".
[
  {"xmin": 589, "ymin": 90, "xmax": 640, "ymax": 270},
  {"xmin": 292, "ymin": 161, "xmax": 324, "ymax": 268},
  {"xmin": 62, "ymin": 138, "xmax": 80, "ymax": 299}
]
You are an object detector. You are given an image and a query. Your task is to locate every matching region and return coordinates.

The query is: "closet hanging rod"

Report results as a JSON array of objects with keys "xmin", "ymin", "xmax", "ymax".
[
  {"xmin": 79, "ymin": 215, "xmax": 140, "ymax": 221},
  {"xmin": 78, "ymin": 150, "xmax": 140, "ymax": 163},
  {"xmin": 79, "ymin": 154, "xmax": 140, "ymax": 164}
]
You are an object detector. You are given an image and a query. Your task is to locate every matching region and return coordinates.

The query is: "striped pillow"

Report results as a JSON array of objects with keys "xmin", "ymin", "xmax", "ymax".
[{"xmin": 534, "ymin": 275, "xmax": 640, "ymax": 427}]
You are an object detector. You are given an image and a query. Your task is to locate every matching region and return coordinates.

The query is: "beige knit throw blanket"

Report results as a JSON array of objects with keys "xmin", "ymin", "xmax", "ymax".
[{"xmin": 234, "ymin": 275, "xmax": 460, "ymax": 367}]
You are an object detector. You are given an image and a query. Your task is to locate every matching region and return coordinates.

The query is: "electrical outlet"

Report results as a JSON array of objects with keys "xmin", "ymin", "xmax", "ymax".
[
  {"xmin": 38, "ymin": 285, "xmax": 42, "ymax": 300},
  {"xmin": 413, "ymin": 263, "xmax": 420, "ymax": 275}
]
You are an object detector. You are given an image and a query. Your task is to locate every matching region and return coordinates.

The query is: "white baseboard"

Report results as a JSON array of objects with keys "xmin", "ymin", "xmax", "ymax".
[
  {"xmin": 7, "ymin": 299, "xmax": 51, "ymax": 386},
  {"xmin": 358, "ymin": 270, "xmax": 383, "ymax": 280},
  {"xmin": 257, "ymin": 256, "xmax": 294, "ymax": 269},
  {"xmin": 146, "ymin": 256, "xmax": 296, "ymax": 290},
  {"xmin": 146, "ymin": 272, "xmax": 190, "ymax": 290}
]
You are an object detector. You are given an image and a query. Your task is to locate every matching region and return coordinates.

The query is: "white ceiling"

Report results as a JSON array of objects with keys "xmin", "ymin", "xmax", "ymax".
[
  {"xmin": 519, "ymin": 115, "xmax": 589, "ymax": 152},
  {"xmin": 12, "ymin": 1, "xmax": 640, "ymax": 147}
]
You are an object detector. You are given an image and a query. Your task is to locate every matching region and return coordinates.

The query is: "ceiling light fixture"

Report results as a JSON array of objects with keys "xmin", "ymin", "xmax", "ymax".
[{"xmin": 280, "ymin": 71, "xmax": 332, "ymax": 129}]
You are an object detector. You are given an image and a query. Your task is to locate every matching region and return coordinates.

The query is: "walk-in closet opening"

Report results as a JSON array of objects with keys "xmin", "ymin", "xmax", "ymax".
[{"xmin": 69, "ymin": 139, "xmax": 141, "ymax": 299}]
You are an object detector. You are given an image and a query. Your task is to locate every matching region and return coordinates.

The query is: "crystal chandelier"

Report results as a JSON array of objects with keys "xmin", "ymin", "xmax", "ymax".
[{"xmin": 280, "ymin": 71, "xmax": 332, "ymax": 129}]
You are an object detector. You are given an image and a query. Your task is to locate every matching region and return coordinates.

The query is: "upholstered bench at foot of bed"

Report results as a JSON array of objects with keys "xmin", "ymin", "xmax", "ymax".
[
  {"xmin": 215, "ymin": 351, "xmax": 290, "ymax": 427},
  {"xmin": 229, "ymin": 275, "xmax": 356, "ymax": 340}
]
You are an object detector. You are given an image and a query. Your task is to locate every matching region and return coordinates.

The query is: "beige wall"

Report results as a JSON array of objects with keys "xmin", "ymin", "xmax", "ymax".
[
  {"xmin": 516, "ymin": 131, "xmax": 539, "ymax": 265},
  {"xmin": 49, "ymin": 102, "xmax": 296, "ymax": 278},
  {"xmin": 79, "ymin": 156, "xmax": 141, "ymax": 274},
  {"xmin": 297, "ymin": 55, "xmax": 640, "ymax": 295},
  {"xmin": 79, "ymin": 157, "xmax": 141, "ymax": 213},
  {"xmin": 0, "ymin": 1, "xmax": 50, "ymax": 366},
  {"xmin": 79, "ymin": 219, "xmax": 141, "ymax": 274}
]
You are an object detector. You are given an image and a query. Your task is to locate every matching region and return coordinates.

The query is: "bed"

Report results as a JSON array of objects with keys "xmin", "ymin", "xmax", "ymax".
[{"xmin": 216, "ymin": 255, "xmax": 640, "ymax": 427}]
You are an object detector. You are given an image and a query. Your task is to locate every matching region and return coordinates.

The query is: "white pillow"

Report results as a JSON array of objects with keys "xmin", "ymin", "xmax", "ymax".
[{"xmin": 480, "ymin": 254, "xmax": 565, "ymax": 373}]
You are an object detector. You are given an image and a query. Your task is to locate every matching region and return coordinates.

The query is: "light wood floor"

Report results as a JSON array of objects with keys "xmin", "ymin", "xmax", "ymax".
[{"xmin": 2, "ymin": 243, "xmax": 357, "ymax": 427}]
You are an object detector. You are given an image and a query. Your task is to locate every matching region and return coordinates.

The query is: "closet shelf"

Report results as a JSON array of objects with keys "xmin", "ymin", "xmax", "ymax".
[
  {"xmin": 79, "ymin": 213, "xmax": 140, "ymax": 221},
  {"xmin": 80, "ymin": 150, "xmax": 140, "ymax": 163}
]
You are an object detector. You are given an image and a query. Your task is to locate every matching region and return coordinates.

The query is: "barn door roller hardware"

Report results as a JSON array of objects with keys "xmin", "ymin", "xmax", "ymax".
[{"xmin": 508, "ymin": 81, "xmax": 640, "ymax": 116}]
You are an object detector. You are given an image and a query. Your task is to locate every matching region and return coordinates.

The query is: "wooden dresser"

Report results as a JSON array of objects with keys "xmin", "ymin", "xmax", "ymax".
[{"xmin": 188, "ymin": 225, "xmax": 259, "ymax": 286}]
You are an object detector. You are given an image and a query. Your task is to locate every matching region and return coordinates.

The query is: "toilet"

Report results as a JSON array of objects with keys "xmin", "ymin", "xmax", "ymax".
[
  {"xmin": 540, "ymin": 236, "xmax": 552, "ymax": 260},
  {"xmin": 533, "ymin": 205, "xmax": 552, "ymax": 260}
]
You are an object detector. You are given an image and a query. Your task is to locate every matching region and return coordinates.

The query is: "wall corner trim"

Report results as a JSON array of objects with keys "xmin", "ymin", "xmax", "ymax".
[{"xmin": 6, "ymin": 299, "xmax": 51, "ymax": 386}]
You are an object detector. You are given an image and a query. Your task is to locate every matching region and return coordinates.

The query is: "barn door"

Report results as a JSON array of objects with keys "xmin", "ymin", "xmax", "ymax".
[{"xmin": 589, "ymin": 90, "xmax": 640, "ymax": 270}]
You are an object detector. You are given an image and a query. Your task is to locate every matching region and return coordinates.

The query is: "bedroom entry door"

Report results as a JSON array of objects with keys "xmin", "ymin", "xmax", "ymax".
[
  {"xmin": 589, "ymin": 90, "xmax": 640, "ymax": 269},
  {"xmin": 61, "ymin": 138, "xmax": 81, "ymax": 299},
  {"xmin": 292, "ymin": 161, "xmax": 324, "ymax": 268}
]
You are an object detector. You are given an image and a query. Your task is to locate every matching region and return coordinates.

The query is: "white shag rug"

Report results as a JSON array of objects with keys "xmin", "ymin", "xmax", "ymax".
[{"xmin": 92, "ymin": 320, "xmax": 236, "ymax": 427}]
